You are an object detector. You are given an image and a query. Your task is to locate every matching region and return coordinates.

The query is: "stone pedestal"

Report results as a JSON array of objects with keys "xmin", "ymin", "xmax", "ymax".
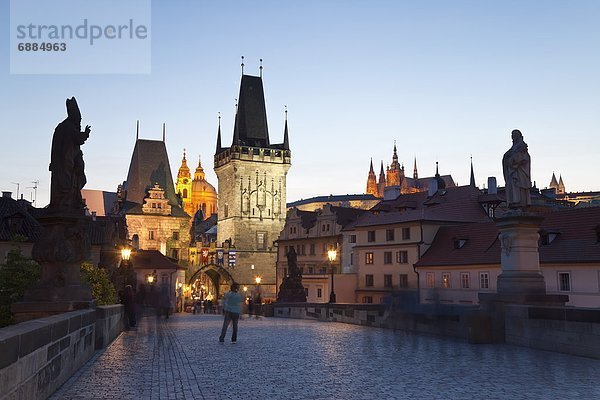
[
  {"xmin": 495, "ymin": 212, "xmax": 546, "ymax": 294},
  {"xmin": 12, "ymin": 210, "xmax": 94, "ymax": 323},
  {"xmin": 477, "ymin": 211, "xmax": 568, "ymax": 342},
  {"xmin": 277, "ymin": 276, "xmax": 307, "ymax": 303}
]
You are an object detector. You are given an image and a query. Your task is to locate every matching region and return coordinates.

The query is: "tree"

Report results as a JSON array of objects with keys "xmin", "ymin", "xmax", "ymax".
[
  {"xmin": 0, "ymin": 248, "xmax": 41, "ymax": 327},
  {"xmin": 81, "ymin": 262, "xmax": 118, "ymax": 306}
]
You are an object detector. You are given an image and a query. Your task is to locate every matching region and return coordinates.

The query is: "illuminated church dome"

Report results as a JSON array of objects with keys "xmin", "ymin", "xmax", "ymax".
[{"xmin": 176, "ymin": 151, "xmax": 218, "ymax": 219}]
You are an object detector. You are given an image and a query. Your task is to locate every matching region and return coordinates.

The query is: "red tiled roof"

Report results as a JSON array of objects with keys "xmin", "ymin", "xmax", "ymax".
[
  {"xmin": 416, "ymin": 207, "xmax": 600, "ymax": 267},
  {"xmin": 356, "ymin": 185, "xmax": 490, "ymax": 228}
]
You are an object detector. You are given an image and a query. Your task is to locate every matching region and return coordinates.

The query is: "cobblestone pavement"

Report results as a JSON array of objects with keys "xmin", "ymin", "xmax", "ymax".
[{"xmin": 50, "ymin": 313, "xmax": 600, "ymax": 400}]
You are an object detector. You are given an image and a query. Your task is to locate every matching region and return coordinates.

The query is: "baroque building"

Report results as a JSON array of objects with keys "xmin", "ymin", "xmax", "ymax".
[
  {"xmin": 213, "ymin": 72, "xmax": 291, "ymax": 300},
  {"xmin": 175, "ymin": 150, "xmax": 217, "ymax": 219}
]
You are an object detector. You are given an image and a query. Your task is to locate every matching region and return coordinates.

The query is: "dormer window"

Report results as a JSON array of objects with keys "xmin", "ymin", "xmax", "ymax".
[
  {"xmin": 540, "ymin": 230, "xmax": 559, "ymax": 245},
  {"xmin": 453, "ymin": 238, "xmax": 467, "ymax": 249}
]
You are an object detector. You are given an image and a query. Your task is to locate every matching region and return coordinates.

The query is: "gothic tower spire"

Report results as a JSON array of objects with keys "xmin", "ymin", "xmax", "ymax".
[
  {"xmin": 378, "ymin": 161, "xmax": 386, "ymax": 197},
  {"xmin": 470, "ymin": 156, "xmax": 476, "ymax": 187},
  {"xmin": 283, "ymin": 106, "xmax": 289, "ymax": 150},
  {"xmin": 366, "ymin": 158, "xmax": 378, "ymax": 196},
  {"xmin": 413, "ymin": 157, "xmax": 418, "ymax": 180},
  {"xmin": 216, "ymin": 113, "xmax": 222, "ymax": 153}
]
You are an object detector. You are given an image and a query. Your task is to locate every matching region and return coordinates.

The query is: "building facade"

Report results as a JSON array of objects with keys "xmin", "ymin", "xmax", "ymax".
[
  {"xmin": 117, "ymin": 133, "xmax": 192, "ymax": 265},
  {"xmin": 276, "ymin": 204, "xmax": 365, "ymax": 303},
  {"xmin": 415, "ymin": 207, "xmax": 600, "ymax": 308},
  {"xmin": 214, "ymin": 73, "xmax": 290, "ymax": 300},
  {"xmin": 352, "ymin": 185, "xmax": 490, "ymax": 304}
]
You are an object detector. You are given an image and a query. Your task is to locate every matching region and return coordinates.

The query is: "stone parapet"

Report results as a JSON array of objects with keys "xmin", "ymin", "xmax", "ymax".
[{"xmin": 0, "ymin": 306, "xmax": 125, "ymax": 400}]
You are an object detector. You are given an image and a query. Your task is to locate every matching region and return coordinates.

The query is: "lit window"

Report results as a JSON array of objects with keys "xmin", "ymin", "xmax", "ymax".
[
  {"xmin": 442, "ymin": 273, "xmax": 451, "ymax": 289},
  {"xmin": 362, "ymin": 296, "xmax": 373, "ymax": 304},
  {"xmin": 480, "ymin": 272, "xmax": 490, "ymax": 290},
  {"xmin": 558, "ymin": 272, "xmax": 571, "ymax": 292},
  {"xmin": 365, "ymin": 252, "xmax": 374, "ymax": 264},
  {"xmin": 461, "ymin": 272, "xmax": 470, "ymax": 289},
  {"xmin": 257, "ymin": 232, "xmax": 266, "ymax": 250},
  {"xmin": 149, "ymin": 230, "xmax": 155, "ymax": 240}
]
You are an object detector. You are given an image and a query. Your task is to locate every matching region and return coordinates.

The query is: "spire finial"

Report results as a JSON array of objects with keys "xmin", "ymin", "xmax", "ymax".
[
  {"xmin": 183, "ymin": 148, "xmax": 186, "ymax": 161},
  {"xmin": 285, "ymin": 104, "xmax": 288, "ymax": 120},
  {"xmin": 198, "ymin": 154, "xmax": 202, "ymax": 167},
  {"xmin": 136, "ymin": 120, "xmax": 139, "ymax": 140},
  {"xmin": 259, "ymin": 58, "xmax": 263, "ymax": 78},
  {"xmin": 436, "ymin": 161, "xmax": 439, "ymax": 176},
  {"xmin": 241, "ymin": 55, "xmax": 245, "ymax": 75},
  {"xmin": 162, "ymin": 123, "xmax": 166, "ymax": 142},
  {"xmin": 218, "ymin": 111, "xmax": 221, "ymax": 126}
]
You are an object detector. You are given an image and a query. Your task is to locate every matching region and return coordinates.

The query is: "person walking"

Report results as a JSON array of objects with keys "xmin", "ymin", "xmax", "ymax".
[
  {"xmin": 219, "ymin": 283, "xmax": 243, "ymax": 343},
  {"xmin": 122, "ymin": 285, "xmax": 136, "ymax": 329}
]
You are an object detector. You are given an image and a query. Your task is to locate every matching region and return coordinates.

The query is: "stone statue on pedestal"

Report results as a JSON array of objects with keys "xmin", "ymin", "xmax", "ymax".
[
  {"xmin": 277, "ymin": 247, "xmax": 307, "ymax": 303},
  {"xmin": 13, "ymin": 97, "xmax": 94, "ymax": 322},
  {"xmin": 502, "ymin": 129, "xmax": 531, "ymax": 208}
]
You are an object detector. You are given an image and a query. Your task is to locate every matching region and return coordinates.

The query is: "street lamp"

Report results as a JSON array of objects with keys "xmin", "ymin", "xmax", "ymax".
[{"xmin": 328, "ymin": 248, "xmax": 337, "ymax": 303}]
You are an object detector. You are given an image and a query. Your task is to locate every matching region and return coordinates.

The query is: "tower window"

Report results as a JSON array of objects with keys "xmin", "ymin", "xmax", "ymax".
[{"xmin": 183, "ymin": 188, "xmax": 188, "ymax": 198}]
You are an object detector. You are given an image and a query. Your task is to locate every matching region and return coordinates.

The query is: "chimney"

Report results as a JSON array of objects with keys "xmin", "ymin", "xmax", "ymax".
[
  {"xmin": 2, "ymin": 191, "xmax": 12, "ymax": 199},
  {"xmin": 428, "ymin": 179, "xmax": 438, "ymax": 197},
  {"xmin": 487, "ymin": 177, "xmax": 497, "ymax": 194}
]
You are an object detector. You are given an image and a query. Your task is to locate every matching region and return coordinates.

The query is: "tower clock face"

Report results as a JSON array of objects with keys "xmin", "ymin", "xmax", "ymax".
[{"xmin": 183, "ymin": 179, "xmax": 188, "ymax": 184}]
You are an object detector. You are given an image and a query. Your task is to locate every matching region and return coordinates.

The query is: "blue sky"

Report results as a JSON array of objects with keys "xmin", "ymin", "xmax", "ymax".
[{"xmin": 1, "ymin": 0, "xmax": 599, "ymax": 206}]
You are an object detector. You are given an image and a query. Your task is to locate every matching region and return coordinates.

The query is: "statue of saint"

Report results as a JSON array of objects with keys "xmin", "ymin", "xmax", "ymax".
[
  {"xmin": 502, "ymin": 129, "xmax": 531, "ymax": 208},
  {"xmin": 49, "ymin": 97, "xmax": 90, "ymax": 211},
  {"xmin": 286, "ymin": 247, "xmax": 300, "ymax": 278}
]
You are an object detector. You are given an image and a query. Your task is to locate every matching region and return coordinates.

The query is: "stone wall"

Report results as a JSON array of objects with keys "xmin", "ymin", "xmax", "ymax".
[
  {"xmin": 505, "ymin": 304, "xmax": 600, "ymax": 359},
  {"xmin": 273, "ymin": 303, "xmax": 477, "ymax": 340},
  {"xmin": 0, "ymin": 306, "xmax": 124, "ymax": 400}
]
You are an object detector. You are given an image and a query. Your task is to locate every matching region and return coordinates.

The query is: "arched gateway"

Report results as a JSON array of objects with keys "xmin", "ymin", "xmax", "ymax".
[{"xmin": 187, "ymin": 263, "xmax": 235, "ymax": 301}]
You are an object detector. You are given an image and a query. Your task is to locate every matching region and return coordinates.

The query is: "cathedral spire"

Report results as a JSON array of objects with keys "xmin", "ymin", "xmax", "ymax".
[
  {"xmin": 366, "ymin": 157, "xmax": 378, "ymax": 196},
  {"xmin": 392, "ymin": 141, "xmax": 398, "ymax": 164},
  {"xmin": 283, "ymin": 106, "xmax": 289, "ymax": 150},
  {"xmin": 470, "ymin": 156, "xmax": 476, "ymax": 187},
  {"xmin": 413, "ymin": 157, "xmax": 418, "ymax": 180}
]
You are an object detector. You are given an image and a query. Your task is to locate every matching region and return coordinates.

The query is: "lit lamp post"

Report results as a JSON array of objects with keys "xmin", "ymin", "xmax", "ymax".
[
  {"xmin": 120, "ymin": 246, "xmax": 133, "ymax": 290},
  {"xmin": 328, "ymin": 248, "xmax": 337, "ymax": 303}
]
